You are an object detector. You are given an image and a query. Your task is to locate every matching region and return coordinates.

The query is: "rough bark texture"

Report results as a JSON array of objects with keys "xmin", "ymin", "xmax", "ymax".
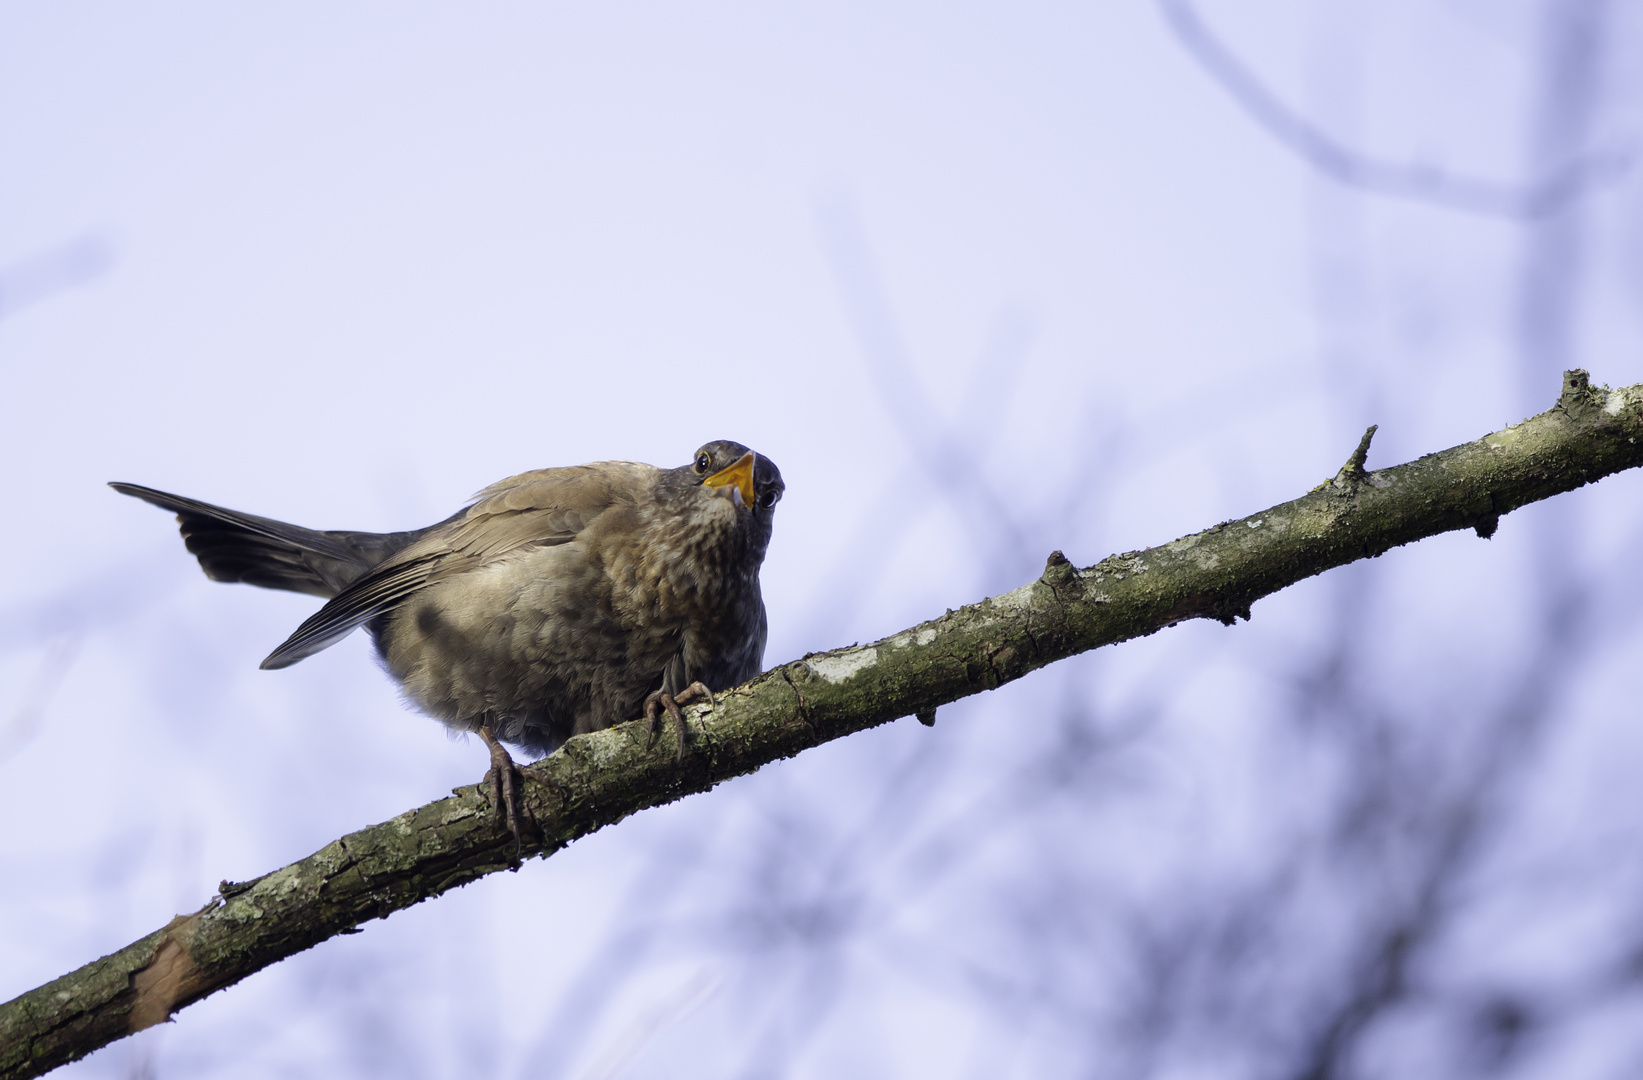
[{"xmin": 5, "ymin": 370, "xmax": 1641, "ymax": 1080}]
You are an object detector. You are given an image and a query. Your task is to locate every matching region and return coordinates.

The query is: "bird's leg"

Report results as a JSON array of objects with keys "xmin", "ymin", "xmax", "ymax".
[
  {"xmin": 643, "ymin": 681, "xmax": 715, "ymax": 762},
  {"xmin": 478, "ymin": 723, "xmax": 528, "ymax": 862}
]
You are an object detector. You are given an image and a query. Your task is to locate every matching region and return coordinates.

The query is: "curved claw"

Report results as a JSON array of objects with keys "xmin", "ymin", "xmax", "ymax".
[
  {"xmin": 643, "ymin": 682, "xmax": 714, "ymax": 762},
  {"xmin": 479, "ymin": 724, "xmax": 529, "ymax": 864}
]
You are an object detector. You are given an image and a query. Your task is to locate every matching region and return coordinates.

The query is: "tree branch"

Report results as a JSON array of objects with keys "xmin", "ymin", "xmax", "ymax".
[{"xmin": 5, "ymin": 370, "xmax": 1642, "ymax": 1080}]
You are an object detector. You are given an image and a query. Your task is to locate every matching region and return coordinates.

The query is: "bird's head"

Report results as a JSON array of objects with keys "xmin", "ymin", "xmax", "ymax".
[{"xmin": 688, "ymin": 440, "xmax": 784, "ymax": 527}]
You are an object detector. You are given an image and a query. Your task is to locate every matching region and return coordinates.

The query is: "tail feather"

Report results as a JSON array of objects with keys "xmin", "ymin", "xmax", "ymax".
[{"xmin": 110, "ymin": 482, "xmax": 422, "ymax": 599}]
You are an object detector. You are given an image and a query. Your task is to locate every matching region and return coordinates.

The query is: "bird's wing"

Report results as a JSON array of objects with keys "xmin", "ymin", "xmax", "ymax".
[
  {"xmin": 436, "ymin": 462, "xmax": 654, "ymax": 561},
  {"xmin": 259, "ymin": 552, "xmax": 445, "ymax": 668},
  {"xmin": 259, "ymin": 462, "xmax": 659, "ymax": 669}
]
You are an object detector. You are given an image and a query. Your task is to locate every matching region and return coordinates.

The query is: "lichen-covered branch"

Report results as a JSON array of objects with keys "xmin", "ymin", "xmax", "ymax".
[{"xmin": 5, "ymin": 370, "xmax": 1641, "ymax": 1080}]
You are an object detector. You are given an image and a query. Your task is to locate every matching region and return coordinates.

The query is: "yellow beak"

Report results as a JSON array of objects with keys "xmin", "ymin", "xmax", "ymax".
[{"xmin": 702, "ymin": 451, "xmax": 757, "ymax": 509}]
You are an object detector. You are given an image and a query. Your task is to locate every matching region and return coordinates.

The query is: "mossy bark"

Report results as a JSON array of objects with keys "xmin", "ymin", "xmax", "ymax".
[{"xmin": 5, "ymin": 370, "xmax": 1641, "ymax": 1080}]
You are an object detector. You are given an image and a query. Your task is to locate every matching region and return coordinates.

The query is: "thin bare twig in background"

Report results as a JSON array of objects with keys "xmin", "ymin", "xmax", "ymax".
[
  {"xmin": 0, "ymin": 235, "xmax": 114, "ymax": 321},
  {"xmin": 1157, "ymin": 0, "xmax": 1633, "ymax": 220},
  {"xmin": 815, "ymin": 194, "xmax": 1040, "ymax": 574},
  {"xmin": 0, "ymin": 637, "xmax": 79, "ymax": 766}
]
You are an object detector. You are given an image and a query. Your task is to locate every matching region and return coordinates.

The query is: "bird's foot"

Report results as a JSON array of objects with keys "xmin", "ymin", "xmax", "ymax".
[
  {"xmin": 644, "ymin": 682, "xmax": 715, "ymax": 762},
  {"xmin": 479, "ymin": 724, "xmax": 530, "ymax": 863}
]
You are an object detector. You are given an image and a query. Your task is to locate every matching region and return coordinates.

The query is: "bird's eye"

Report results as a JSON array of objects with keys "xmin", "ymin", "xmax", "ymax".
[
  {"xmin": 694, "ymin": 453, "xmax": 712, "ymax": 474},
  {"xmin": 759, "ymin": 489, "xmax": 779, "ymax": 509}
]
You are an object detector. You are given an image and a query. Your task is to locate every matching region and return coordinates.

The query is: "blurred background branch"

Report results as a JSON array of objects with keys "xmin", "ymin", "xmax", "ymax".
[
  {"xmin": 1157, "ymin": 0, "xmax": 1633, "ymax": 219},
  {"xmin": 0, "ymin": 235, "xmax": 114, "ymax": 321}
]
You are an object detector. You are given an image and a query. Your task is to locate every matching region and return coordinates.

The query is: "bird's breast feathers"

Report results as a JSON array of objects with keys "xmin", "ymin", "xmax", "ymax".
[{"xmin": 381, "ymin": 493, "xmax": 759, "ymax": 695}]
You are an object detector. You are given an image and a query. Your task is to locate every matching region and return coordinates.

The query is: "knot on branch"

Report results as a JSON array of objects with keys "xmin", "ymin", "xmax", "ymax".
[
  {"xmin": 1472, "ymin": 489, "xmax": 1501, "ymax": 539},
  {"xmin": 1041, "ymin": 548, "xmax": 1075, "ymax": 582},
  {"xmin": 1559, "ymin": 368, "xmax": 1600, "ymax": 420},
  {"xmin": 218, "ymin": 875, "xmax": 266, "ymax": 899}
]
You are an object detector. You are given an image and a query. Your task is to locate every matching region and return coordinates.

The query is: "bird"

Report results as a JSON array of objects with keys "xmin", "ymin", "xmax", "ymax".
[{"xmin": 111, "ymin": 440, "xmax": 785, "ymax": 848}]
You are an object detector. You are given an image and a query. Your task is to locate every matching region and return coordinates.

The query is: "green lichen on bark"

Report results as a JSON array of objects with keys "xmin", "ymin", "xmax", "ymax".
[{"xmin": 5, "ymin": 371, "xmax": 1641, "ymax": 1080}]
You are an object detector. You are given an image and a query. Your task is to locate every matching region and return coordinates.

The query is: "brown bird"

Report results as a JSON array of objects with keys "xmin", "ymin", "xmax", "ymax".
[{"xmin": 112, "ymin": 441, "xmax": 784, "ymax": 845}]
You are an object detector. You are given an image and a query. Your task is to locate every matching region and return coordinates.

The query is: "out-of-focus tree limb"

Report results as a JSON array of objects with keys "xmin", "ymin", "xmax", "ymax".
[
  {"xmin": 4, "ymin": 370, "xmax": 1642, "ymax": 1080},
  {"xmin": 1157, "ymin": 0, "xmax": 1633, "ymax": 219},
  {"xmin": 0, "ymin": 235, "xmax": 114, "ymax": 321}
]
